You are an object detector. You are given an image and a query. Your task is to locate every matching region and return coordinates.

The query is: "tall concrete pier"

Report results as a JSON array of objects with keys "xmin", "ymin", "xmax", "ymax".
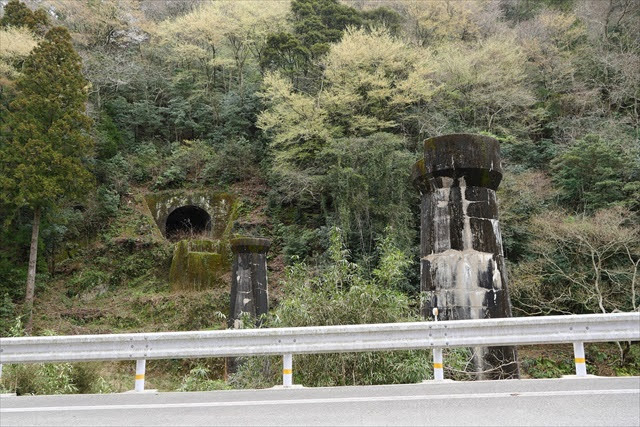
[
  {"xmin": 229, "ymin": 237, "xmax": 271, "ymax": 327},
  {"xmin": 227, "ymin": 237, "xmax": 271, "ymax": 376},
  {"xmin": 412, "ymin": 134, "xmax": 519, "ymax": 379}
]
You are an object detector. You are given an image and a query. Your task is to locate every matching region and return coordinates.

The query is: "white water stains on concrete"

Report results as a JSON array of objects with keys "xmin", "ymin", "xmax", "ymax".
[
  {"xmin": 414, "ymin": 134, "xmax": 519, "ymax": 378},
  {"xmin": 424, "ymin": 250, "xmax": 503, "ymax": 290},
  {"xmin": 423, "ymin": 248, "xmax": 503, "ymax": 321},
  {"xmin": 459, "ymin": 177, "xmax": 476, "ymax": 251},
  {"xmin": 432, "ymin": 177, "xmax": 454, "ymax": 253}
]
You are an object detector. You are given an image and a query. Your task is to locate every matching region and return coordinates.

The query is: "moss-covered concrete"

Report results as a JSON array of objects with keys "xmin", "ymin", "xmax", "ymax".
[
  {"xmin": 413, "ymin": 134, "xmax": 503, "ymax": 192},
  {"xmin": 145, "ymin": 190, "xmax": 237, "ymax": 239},
  {"xmin": 230, "ymin": 237, "xmax": 271, "ymax": 253},
  {"xmin": 169, "ymin": 239, "xmax": 230, "ymax": 291}
]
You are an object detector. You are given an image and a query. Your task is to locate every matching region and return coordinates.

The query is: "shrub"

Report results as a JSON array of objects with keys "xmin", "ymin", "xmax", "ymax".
[
  {"xmin": 0, "ymin": 325, "xmax": 112, "ymax": 395},
  {"xmin": 231, "ymin": 228, "xmax": 431, "ymax": 388},
  {"xmin": 178, "ymin": 366, "xmax": 229, "ymax": 392},
  {"xmin": 66, "ymin": 268, "xmax": 110, "ymax": 298}
]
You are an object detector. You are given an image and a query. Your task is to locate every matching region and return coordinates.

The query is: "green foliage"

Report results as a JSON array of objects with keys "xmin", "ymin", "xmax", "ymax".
[
  {"xmin": 511, "ymin": 207, "xmax": 640, "ymax": 316},
  {"xmin": 95, "ymin": 113, "xmax": 124, "ymax": 160},
  {"xmin": 291, "ymin": 0, "xmax": 361, "ymax": 57},
  {"xmin": 3, "ymin": 363, "xmax": 78, "ymax": 395},
  {"xmin": 153, "ymin": 140, "xmax": 213, "ymax": 189},
  {"xmin": 1, "ymin": 361, "xmax": 113, "ymax": 395},
  {"xmin": 614, "ymin": 344, "xmax": 640, "ymax": 376},
  {"xmin": 66, "ymin": 267, "xmax": 110, "ymax": 298},
  {"xmin": 100, "ymin": 154, "xmax": 131, "ymax": 195},
  {"xmin": 501, "ymin": 0, "xmax": 576, "ymax": 23},
  {"xmin": 279, "ymin": 225, "xmax": 329, "ymax": 264},
  {"xmin": 96, "ymin": 186, "xmax": 120, "ymax": 219},
  {"xmin": 108, "ymin": 244, "xmax": 172, "ymax": 288},
  {"xmin": 0, "ymin": 0, "xmax": 48, "ymax": 33},
  {"xmin": 1, "ymin": 26, "xmax": 93, "ymax": 213},
  {"xmin": 260, "ymin": 32, "xmax": 309, "ymax": 80},
  {"xmin": 521, "ymin": 356, "xmax": 575, "ymax": 379},
  {"xmin": 322, "ymin": 133, "xmax": 417, "ymax": 260},
  {"xmin": 361, "ymin": 7, "xmax": 404, "ymax": 36},
  {"xmin": 0, "ymin": 25, "xmax": 39, "ymax": 84},
  {"xmin": 0, "ymin": 319, "xmax": 112, "ymax": 395},
  {"xmin": 178, "ymin": 366, "xmax": 229, "ymax": 392},
  {"xmin": 500, "ymin": 136, "xmax": 556, "ymax": 171},
  {"xmin": 498, "ymin": 170, "xmax": 556, "ymax": 261},
  {"xmin": 258, "ymin": 27, "xmax": 433, "ymax": 228},
  {"xmin": 0, "ymin": 293, "xmax": 17, "ymax": 335},
  {"xmin": 262, "ymin": 0, "xmax": 404, "ymax": 88},
  {"xmin": 552, "ymin": 135, "xmax": 639, "ymax": 212},
  {"xmin": 1, "ymin": 0, "xmax": 639, "ymax": 389},
  {"xmin": 128, "ymin": 143, "xmax": 161, "ymax": 184},
  {"xmin": 0, "ymin": 255, "xmax": 26, "ymax": 301},
  {"xmin": 372, "ymin": 229, "xmax": 411, "ymax": 292},
  {"xmin": 232, "ymin": 228, "xmax": 430, "ymax": 388}
]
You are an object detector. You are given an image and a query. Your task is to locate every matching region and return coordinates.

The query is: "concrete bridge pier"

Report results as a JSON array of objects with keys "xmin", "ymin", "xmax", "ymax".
[
  {"xmin": 226, "ymin": 237, "xmax": 271, "ymax": 376},
  {"xmin": 229, "ymin": 237, "xmax": 271, "ymax": 328},
  {"xmin": 412, "ymin": 134, "xmax": 519, "ymax": 379}
]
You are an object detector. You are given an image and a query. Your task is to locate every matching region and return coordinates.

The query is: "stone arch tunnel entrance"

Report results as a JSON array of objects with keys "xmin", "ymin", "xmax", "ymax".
[{"xmin": 165, "ymin": 205, "xmax": 211, "ymax": 240}]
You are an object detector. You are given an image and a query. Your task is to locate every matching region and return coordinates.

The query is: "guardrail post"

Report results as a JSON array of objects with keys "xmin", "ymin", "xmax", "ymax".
[
  {"xmin": 283, "ymin": 354, "xmax": 293, "ymax": 387},
  {"xmin": 431, "ymin": 308, "xmax": 444, "ymax": 381},
  {"xmin": 433, "ymin": 348, "xmax": 444, "ymax": 381},
  {"xmin": 135, "ymin": 359, "xmax": 146, "ymax": 392},
  {"xmin": 573, "ymin": 342, "xmax": 587, "ymax": 376}
]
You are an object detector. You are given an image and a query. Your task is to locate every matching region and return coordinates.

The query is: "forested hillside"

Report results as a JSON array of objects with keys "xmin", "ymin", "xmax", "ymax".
[{"xmin": 1, "ymin": 0, "xmax": 639, "ymax": 391}]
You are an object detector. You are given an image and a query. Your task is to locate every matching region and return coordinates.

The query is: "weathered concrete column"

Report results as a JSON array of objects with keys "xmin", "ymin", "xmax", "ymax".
[
  {"xmin": 226, "ymin": 237, "xmax": 271, "ymax": 377},
  {"xmin": 412, "ymin": 134, "xmax": 519, "ymax": 379},
  {"xmin": 229, "ymin": 237, "xmax": 271, "ymax": 327}
]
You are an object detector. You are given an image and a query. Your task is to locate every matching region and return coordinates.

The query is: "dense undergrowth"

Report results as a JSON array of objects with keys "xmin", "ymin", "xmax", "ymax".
[{"xmin": 1, "ymin": 0, "xmax": 639, "ymax": 394}]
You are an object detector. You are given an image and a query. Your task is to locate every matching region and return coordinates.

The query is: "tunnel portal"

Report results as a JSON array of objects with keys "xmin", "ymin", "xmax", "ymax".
[{"xmin": 165, "ymin": 205, "xmax": 211, "ymax": 239}]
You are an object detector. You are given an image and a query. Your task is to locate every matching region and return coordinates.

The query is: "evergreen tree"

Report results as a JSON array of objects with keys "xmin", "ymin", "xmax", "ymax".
[
  {"xmin": 0, "ymin": 26, "xmax": 93, "ymax": 333},
  {"xmin": 0, "ymin": 0, "xmax": 49, "ymax": 34},
  {"xmin": 291, "ymin": 0, "xmax": 362, "ymax": 57}
]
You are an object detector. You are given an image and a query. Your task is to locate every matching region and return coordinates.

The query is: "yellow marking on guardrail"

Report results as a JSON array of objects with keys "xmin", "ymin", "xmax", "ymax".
[
  {"xmin": 135, "ymin": 374, "xmax": 145, "ymax": 380},
  {"xmin": 575, "ymin": 358, "xmax": 586, "ymax": 364},
  {"xmin": 433, "ymin": 363, "xmax": 443, "ymax": 369}
]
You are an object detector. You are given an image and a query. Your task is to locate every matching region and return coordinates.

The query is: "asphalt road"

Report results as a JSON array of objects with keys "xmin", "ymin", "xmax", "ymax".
[{"xmin": 1, "ymin": 376, "xmax": 638, "ymax": 426}]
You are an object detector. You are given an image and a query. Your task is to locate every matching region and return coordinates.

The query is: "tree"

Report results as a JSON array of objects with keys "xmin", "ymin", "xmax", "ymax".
[
  {"xmin": 0, "ymin": 0, "xmax": 49, "ymax": 33},
  {"xmin": 322, "ymin": 133, "xmax": 416, "ymax": 259},
  {"xmin": 511, "ymin": 207, "xmax": 640, "ymax": 316},
  {"xmin": 404, "ymin": 0, "xmax": 502, "ymax": 46},
  {"xmin": 551, "ymin": 135, "xmax": 639, "ymax": 212},
  {"xmin": 232, "ymin": 228, "xmax": 429, "ymax": 388},
  {"xmin": 260, "ymin": 32, "xmax": 309, "ymax": 82},
  {"xmin": 291, "ymin": 0, "xmax": 363, "ymax": 57},
  {"xmin": 0, "ymin": 26, "xmax": 93, "ymax": 333},
  {"xmin": 425, "ymin": 35, "xmax": 535, "ymax": 135},
  {"xmin": 258, "ymin": 28, "xmax": 434, "ymax": 204},
  {"xmin": 0, "ymin": 26, "xmax": 39, "ymax": 87},
  {"xmin": 152, "ymin": 0, "xmax": 290, "ymax": 92},
  {"xmin": 0, "ymin": 1, "xmax": 42, "ymax": 103}
]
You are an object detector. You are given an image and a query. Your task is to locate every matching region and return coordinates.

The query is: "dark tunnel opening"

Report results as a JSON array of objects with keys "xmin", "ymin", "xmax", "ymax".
[{"xmin": 165, "ymin": 205, "xmax": 211, "ymax": 240}]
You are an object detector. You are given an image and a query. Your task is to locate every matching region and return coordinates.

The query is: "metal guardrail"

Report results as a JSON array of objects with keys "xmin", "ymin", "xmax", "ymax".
[
  {"xmin": 1, "ymin": 312, "xmax": 638, "ymax": 389},
  {"xmin": 1, "ymin": 313, "xmax": 638, "ymax": 363}
]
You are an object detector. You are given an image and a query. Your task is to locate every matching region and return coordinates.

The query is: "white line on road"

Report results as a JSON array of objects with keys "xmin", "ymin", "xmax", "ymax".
[{"xmin": 2, "ymin": 389, "xmax": 638, "ymax": 413}]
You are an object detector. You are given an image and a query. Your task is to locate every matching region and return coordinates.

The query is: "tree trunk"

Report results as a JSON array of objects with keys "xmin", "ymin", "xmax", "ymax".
[{"xmin": 24, "ymin": 206, "xmax": 41, "ymax": 335}]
